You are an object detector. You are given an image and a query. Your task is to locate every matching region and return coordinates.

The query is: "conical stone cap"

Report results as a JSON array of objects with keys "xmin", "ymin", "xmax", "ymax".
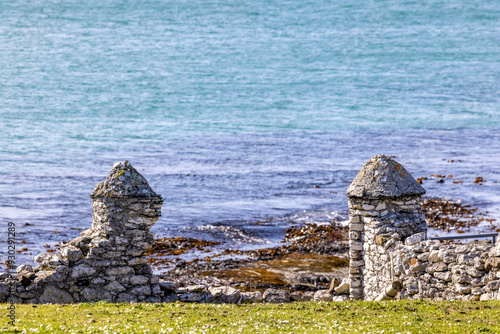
[
  {"xmin": 346, "ymin": 155, "xmax": 425, "ymax": 199},
  {"xmin": 90, "ymin": 161, "xmax": 160, "ymax": 198}
]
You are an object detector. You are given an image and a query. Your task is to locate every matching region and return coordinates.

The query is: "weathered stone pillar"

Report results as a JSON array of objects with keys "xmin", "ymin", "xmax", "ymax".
[
  {"xmin": 346, "ymin": 155, "xmax": 426, "ymax": 300},
  {"xmin": 78, "ymin": 160, "xmax": 163, "ymax": 302},
  {"xmin": 9, "ymin": 161, "xmax": 164, "ymax": 304}
]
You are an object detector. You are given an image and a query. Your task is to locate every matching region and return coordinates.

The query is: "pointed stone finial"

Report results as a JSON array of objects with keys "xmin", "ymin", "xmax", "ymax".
[
  {"xmin": 90, "ymin": 161, "xmax": 159, "ymax": 198},
  {"xmin": 346, "ymin": 154, "xmax": 425, "ymax": 199}
]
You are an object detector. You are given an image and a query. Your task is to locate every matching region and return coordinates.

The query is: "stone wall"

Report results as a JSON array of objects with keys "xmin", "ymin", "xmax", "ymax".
[
  {"xmin": 1, "ymin": 156, "xmax": 499, "ymax": 304},
  {"xmin": 347, "ymin": 154, "xmax": 426, "ymax": 300},
  {"xmin": 347, "ymin": 154, "xmax": 500, "ymax": 301},
  {"xmin": 348, "ymin": 196, "xmax": 426, "ymax": 300},
  {"xmin": 388, "ymin": 235, "xmax": 500, "ymax": 301}
]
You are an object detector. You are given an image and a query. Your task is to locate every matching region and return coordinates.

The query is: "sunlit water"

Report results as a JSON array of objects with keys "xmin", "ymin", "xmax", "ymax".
[{"xmin": 0, "ymin": 0, "xmax": 499, "ymax": 267}]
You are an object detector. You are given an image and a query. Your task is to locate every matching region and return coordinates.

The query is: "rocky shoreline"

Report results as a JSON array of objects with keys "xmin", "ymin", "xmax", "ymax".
[
  {"xmin": 3, "ymin": 159, "xmax": 499, "ymax": 305},
  {"xmin": 152, "ymin": 222, "xmax": 350, "ymax": 303},
  {"xmin": 4, "ymin": 197, "xmax": 496, "ymax": 304},
  {"xmin": 152, "ymin": 222, "xmax": 351, "ymax": 303},
  {"xmin": 146, "ymin": 195, "xmax": 498, "ymax": 304}
]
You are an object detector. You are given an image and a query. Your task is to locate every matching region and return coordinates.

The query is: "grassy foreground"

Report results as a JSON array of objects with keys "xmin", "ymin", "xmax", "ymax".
[{"xmin": 2, "ymin": 300, "xmax": 499, "ymax": 333}]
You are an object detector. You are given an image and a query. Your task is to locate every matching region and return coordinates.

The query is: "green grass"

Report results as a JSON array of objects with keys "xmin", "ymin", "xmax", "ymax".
[{"xmin": 2, "ymin": 300, "xmax": 500, "ymax": 333}]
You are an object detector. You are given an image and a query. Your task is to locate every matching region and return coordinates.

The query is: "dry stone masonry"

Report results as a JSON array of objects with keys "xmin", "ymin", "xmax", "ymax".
[
  {"xmin": 346, "ymin": 154, "xmax": 500, "ymax": 301},
  {"xmin": 4, "ymin": 161, "xmax": 164, "ymax": 303},
  {"xmin": 389, "ymin": 238, "xmax": 500, "ymax": 301},
  {"xmin": 1, "ymin": 157, "xmax": 499, "ymax": 304},
  {"xmin": 346, "ymin": 154, "xmax": 427, "ymax": 300}
]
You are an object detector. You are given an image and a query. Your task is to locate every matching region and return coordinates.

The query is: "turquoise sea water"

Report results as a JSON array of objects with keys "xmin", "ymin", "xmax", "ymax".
[{"xmin": 1, "ymin": 1, "xmax": 499, "ymax": 266}]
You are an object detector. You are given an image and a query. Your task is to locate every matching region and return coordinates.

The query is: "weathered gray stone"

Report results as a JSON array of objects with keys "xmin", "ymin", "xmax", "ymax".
[
  {"xmin": 428, "ymin": 250, "xmax": 440, "ymax": 263},
  {"xmin": 290, "ymin": 291, "xmax": 305, "ymax": 302},
  {"xmin": 433, "ymin": 271, "xmax": 452, "ymax": 282},
  {"xmin": 41, "ymin": 271, "xmax": 67, "ymax": 284},
  {"xmin": 405, "ymin": 233, "xmax": 426, "ymax": 246},
  {"xmin": 81, "ymin": 287, "xmax": 102, "ymax": 302},
  {"xmin": 335, "ymin": 278, "xmax": 350, "ymax": 295},
  {"xmin": 346, "ymin": 155, "xmax": 425, "ymax": 199},
  {"xmin": 313, "ymin": 290, "xmax": 333, "ymax": 301},
  {"xmin": 39, "ymin": 286, "xmax": 74, "ymax": 304},
  {"xmin": 453, "ymin": 284, "xmax": 471, "ymax": 295},
  {"xmin": 16, "ymin": 264, "xmax": 34, "ymax": 273},
  {"xmin": 60, "ymin": 246, "xmax": 83, "ymax": 263},
  {"xmin": 152, "ymin": 284, "xmax": 161, "ymax": 296},
  {"xmin": 346, "ymin": 155, "xmax": 429, "ymax": 301},
  {"xmin": 105, "ymin": 267, "xmax": 134, "ymax": 276},
  {"xmin": 303, "ymin": 291, "xmax": 315, "ymax": 301},
  {"xmin": 207, "ymin": 286, "xmax": 241, "ymax": 304},
  {"xmin": 90, "ymin": 161, "xmax": 160, "ymax": 198},
  {"xmin": 426, "ymin": 262, "xmax": 448, "ymax": 274},
  {"xmin": 485, "ymin": 257, "xmax": 500, "ymax": 271},
  {"xmin": 239, "ymin": 291, "xmax": 262, "ymax": 304},
  {"xmin": 159, "ymin": 281, "xmax": 178, "ymax": 293},
  {"xmin": 480, "ymin": 293, "xmax": 492, "ymax": 301},
  {"xmin": 104, "ymin": 281, "xmax": 126, "ymax": 293},
  {"xmin": 70, "ymin": 265, "xmax": 96, "ymax": 279},
  {"xmin": 489, "ymin": 240, "xmax": 500, "ymax": 257},
  {"xmin": 34, "ymin": 253, "xmax": 52, "ymax": 264},
  {"xmin": 409, "ymin": 260, "xmax": 427, "ymax": 273},
  {"xmin": 179, "ymin": 292, "xmax": 207, "ymax": 303},
  {"xmin": 327, "ymin": 277, "xmax": 341, "ymax": 294},
  {"xmin": 116, "ymin": 293, "xmax": 138, "ymax": 303},
  {"xmin": 332, "ymin": 295, "xmax": 349, "ymax": 302},
  {"xmin": 162, "ymin": 294, "xmax": 179, "ymax": 303},
  {"xmin": 69, "ymin": 236, "xmax": 92, "ymax": 250},
  {"xmin": 8, "ymin": 161, "xmax": 164, "ymax": 304},
  {"xmin": 0, "ymin": 282, "xmax": 9, "ymax": 302},
  {"xmin": 186, "ymin": 285, "xmax": 206, "ymax": 293},
  {"xmin": 130, "ymin": 276, "xmax": 149, "ymax": 285},
  {"xmin": 17, "ymin": 291, "xmax": 36, "ymax": 299},
  {"xmin": 130, "ymin": 285, "xmax": 151, "ymax": 296},
  {"xmin": 262, "ymin": 289, "xmax": 290, "ymax": 303}
]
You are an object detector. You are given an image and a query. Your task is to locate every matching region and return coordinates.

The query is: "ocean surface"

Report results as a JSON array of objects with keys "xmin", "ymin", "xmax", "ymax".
[{"xmin": 1, "ymin": 0, "xmax": 499, "ymax": 268}]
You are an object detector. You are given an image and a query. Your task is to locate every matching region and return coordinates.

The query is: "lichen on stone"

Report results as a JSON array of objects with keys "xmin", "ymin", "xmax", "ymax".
[
  {"xmin": 346, "ymin": 154, "xmax": 425, "ymax": 199},
  {"xmin": 90, "ymin": 161, "xmax": 160, "ymax": 198}
]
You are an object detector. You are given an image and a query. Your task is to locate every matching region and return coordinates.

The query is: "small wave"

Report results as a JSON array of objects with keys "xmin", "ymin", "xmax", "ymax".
[
  {"xmin": 275, "ymin": 209, "xmax": 349, "ymax": 227},
  {"xmin": 196, "ymin": 224, "xmax": 271, "ymax": 244}
]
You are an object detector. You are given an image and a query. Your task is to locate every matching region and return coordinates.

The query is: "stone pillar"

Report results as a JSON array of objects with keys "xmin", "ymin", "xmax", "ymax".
[
  {"xmin": 77, "ymin": 160, "xmax": 163, "ymax": 302},
  {"xmin": 12, "ymin": 161, "xmax": 164, "ymax": 304},
  {"xmin": 346, "ymin": 155, "xmax": 426, "ymax": 300},
  {"xmin": 86, "ymin": 160, "xmax": 162, "ymax": 263}
]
